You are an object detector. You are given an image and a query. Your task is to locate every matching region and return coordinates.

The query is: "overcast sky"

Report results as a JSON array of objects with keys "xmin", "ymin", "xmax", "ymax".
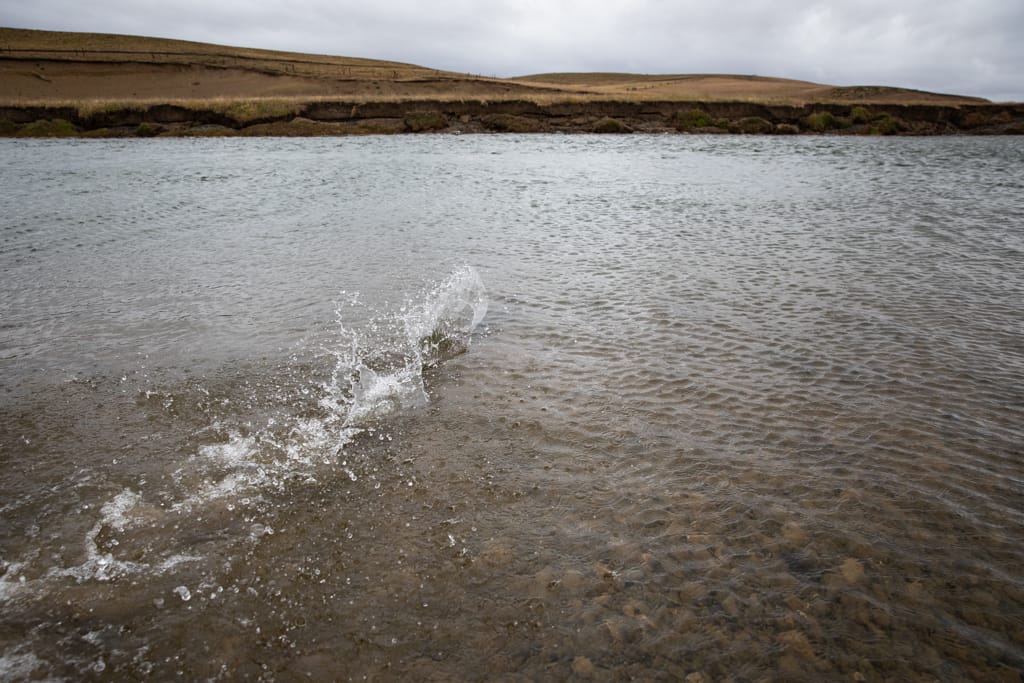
[{"xmin": 5, "ymin": 0, "xmax": 1023, "ymax": 101}]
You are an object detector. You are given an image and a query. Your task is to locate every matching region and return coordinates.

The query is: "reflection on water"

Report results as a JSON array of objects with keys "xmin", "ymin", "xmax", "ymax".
[{"xmin": 1, "ymin": 135, "xmax": 1023, "ymax": 681}]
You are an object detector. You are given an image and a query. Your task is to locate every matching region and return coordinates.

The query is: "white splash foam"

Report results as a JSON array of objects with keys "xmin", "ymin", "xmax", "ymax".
[
  {"xmin": 0, "ymin": 648, "xmax": 62, "ymax": 683},
  {"xmin": 406, "ymin": 265, "xmax": 489, "ymax": 366},
  {"xmin": 345, "ymin": 363, "xmax": 427, "ymax": 426},
  {"xmin": 98, "ymin": 489, "xmax": 141, "ymax": 532},
  {"xmin": 44, "ymin": 489, "xmax": 199, "ymax": 586},
  {"xmin": 0, "ymin": 562, "xmax": 28, "ymax": 604},
  {"xmin": 173, "ymin": 471, "xmax": 264, "ymax": 513},
  {"xmin": 198, "ymin": 432, "xmax": 258, "ymax": 466},
  {"xmin": 342, "ymin": 266, "xmax": 487, "ymax": 424},
  {"xmin": 43, "ymin": 490, "xmax": 147, "ymax": 584}
]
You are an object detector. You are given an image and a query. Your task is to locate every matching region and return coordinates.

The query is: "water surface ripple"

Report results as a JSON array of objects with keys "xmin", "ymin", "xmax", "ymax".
[{"xmin": 1, "ymin": 135, "xmax": 1022, "ymax": 681}]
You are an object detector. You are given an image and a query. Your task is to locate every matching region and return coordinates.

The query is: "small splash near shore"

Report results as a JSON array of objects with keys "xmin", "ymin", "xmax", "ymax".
[
  {"xmin": 173, "ymin": 265, "xmax": 489, "ymax": 521},
  {"xmin": 0, "ymin": 267, "xmax": 488, "ymax": 624},
  {"xmin": 337, "ymin": 264, "xmax": 488, "ymax": 425},
  {"xmin": 198, "ymin": 264, "xmax": 488, "ymax": 471}
]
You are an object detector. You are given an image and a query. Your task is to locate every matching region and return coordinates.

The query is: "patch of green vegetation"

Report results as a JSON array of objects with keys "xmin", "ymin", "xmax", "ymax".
[
  {"xmin": 135, "ymin": 122, "xmax": 161, "ymax": 137},
  {"xmin": 592, "ymin": 117, "xmax": 631, "ymax": 133},
  {"xmin": 16, "ymin": 119, "xmax": 78, "ymax": 137},
  {"xmin": 0, "ymin": 119, "xmax": 18, "ymax": 135},
  {"xmin": 673, "ymin": 108, "xmax": 714, "ymax": 130},
  {"xmin": 481, "ymin": 113, "xmax": 544, "ymax": 133},
  {"xmin": 732, "ymin": 116, "xmax": 773, "ymax": 134},
  {"xmin": 801, "ymin": 110, "xmax": 855, "ymax": 132},
  {"xmin": 849, "ymin": 106, "xmax": 872, "ymax": 124},
  {"xmin": 870, "ymin": 113, "xmax": 906, "ymax": 135},
  {"xmin": 803, "ymin": 111, "xmax": 837, "ymax": 132},
  {"xmin": 404, "ymin": 110, "xmax": 447, "ymax": 132}
]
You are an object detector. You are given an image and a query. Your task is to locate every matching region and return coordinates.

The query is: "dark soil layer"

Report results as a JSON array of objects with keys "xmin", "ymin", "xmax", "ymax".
[{"xmin": 2, "ymin": 98, "xmax": 1023, "ymax": 137}]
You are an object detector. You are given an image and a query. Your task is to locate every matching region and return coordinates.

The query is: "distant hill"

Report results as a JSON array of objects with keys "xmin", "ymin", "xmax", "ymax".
[
  {"xmin": 511, "ymin": 73, "xmax": 991, "ymax": 106},
  {"xmin": 0, "ymin": 27, "xmax": 990, "ymax": 106}
]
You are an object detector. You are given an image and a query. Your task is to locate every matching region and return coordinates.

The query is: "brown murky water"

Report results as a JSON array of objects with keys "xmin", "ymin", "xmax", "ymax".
[{"xmin": 1, "ymin": 136, "xmax": 1022, "ymax": 681}]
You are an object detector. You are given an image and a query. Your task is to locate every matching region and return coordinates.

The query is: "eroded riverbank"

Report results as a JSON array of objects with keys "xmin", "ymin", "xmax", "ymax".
[{"xmin": 3, "ymin": 98, "xmax": 1024, "ymax": 137}]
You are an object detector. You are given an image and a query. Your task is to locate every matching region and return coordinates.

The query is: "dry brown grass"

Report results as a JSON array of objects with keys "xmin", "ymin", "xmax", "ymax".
[
  {"xmin": 511, "ymin": 73, "xmax": 989, "ymax": 105},
  {"xmin": 0, "ymin": 27, "xmax": 464, "ymax": 79},
  {"xmin": 0, "ymin": 27, "xmax": 991, "ymax": 107}
]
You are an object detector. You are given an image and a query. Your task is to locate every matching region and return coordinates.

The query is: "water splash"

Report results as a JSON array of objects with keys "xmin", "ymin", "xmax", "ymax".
[
  {"xmin": 186, "ymin": 266, "xmax": 487, "ymax": 476},
  {"xmin": 406, "ymin": 265, "xmax": 489, "ymax": 369},
  {"xmin": 183, "ymin": 266, "xmax": 488, "ymax": 496},
  {"xmin": 345, "ymin": 363, "xmax": 427, "ymax": 425},
  {"xmin": 341, "ymin": 266, "xmax": 488, "ymax": 425},
  {"xmin": 0, "ymin": 268, "xmax": 488, "ymax": 614}
]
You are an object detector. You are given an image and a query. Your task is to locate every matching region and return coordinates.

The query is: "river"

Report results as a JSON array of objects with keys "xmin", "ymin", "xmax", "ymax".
[{"xmin": 1, "ymin": 134, "xmax": 1022, "ymax": 681}]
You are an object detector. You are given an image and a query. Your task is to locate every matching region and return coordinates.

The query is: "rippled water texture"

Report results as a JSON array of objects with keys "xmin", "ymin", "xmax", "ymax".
[{"xmin": 1, "ymin": 136, "xmax": 1023, "ymax": 681}]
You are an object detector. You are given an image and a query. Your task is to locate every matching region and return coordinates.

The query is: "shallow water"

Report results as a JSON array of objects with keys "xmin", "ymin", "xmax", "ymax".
[{"xmin": 1, "ymin": 135, "xmax": 1023, "ymax": 681}]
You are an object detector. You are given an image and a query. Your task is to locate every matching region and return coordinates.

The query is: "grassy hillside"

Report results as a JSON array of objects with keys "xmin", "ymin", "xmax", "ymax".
[
  {"xmin": 0, "ymin": 27, "xmax": 563, "ymax": 102},
  {"xmin": 0, "ymin": 27, "xmax": 991, "ymax": 106},
  {"xmin": 511, "ymin": 73, "xmax": 989, "ymax": 105}
]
